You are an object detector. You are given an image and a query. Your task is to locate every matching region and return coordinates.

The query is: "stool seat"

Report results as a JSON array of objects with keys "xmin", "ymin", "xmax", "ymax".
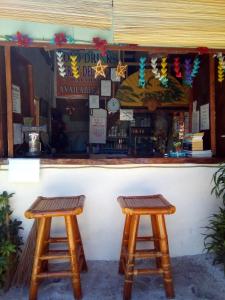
[
  {"xmin": 25, "ymin": 195, "xmax": 87, "ymax": 300},
  {"xmin": 25, "ymin": 195, "xmax": 85, "ymax": 218},
  {"xmin": 118, "ymin": 194, "xmax": 176, "ymax": 300},
  {"xmin": 118, "ymin": 194, "xmax": 176, "ymax": 215}
]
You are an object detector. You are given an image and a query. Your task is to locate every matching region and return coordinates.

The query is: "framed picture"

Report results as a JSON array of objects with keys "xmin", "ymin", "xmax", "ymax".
[{"xmin": 101, "ymin": 80, "xmax": 111, "ymax": 97}]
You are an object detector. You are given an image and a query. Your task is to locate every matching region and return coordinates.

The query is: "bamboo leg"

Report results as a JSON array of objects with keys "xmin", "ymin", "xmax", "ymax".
[
  {"xmin": 119, "ymin": 215, "xmax": 131, "ymax": 274},
  {"xmin": 29, "ymin": 217, "xmax": 47, "ymax": 300},
  {"xmin": 156, "ymin": 214, "xmax": 175, "ymax": 299},
  {"xmin": 65, "ymin": 215, "xmax": 82, "ymax": 300},
  {"xmin": 42, "ymin": 217, "xmax": 52, "ymax": 272},
  {"xmin": 73, "ymin": 216, "xmax": 88, "ymax": 272},
  {"xmin": 123, "ymin": 215, "xmax": 139, "ymax": 300},
  {"xmin": 151, "ymin": 215, "xmax": 161, "ymax": 268}
]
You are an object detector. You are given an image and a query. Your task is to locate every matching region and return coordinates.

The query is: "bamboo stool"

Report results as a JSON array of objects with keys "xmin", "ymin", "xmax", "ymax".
[
  {"xmin": 117, "ymin": 194, "xmax": 176, "ymax": 300},
  {"xmin": 25, "ymin": 195, "xmax": 87, "ymax": 300}
]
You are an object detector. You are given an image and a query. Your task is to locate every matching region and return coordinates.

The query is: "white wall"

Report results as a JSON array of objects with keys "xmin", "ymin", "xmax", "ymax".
[{"xmin": 0, "ymin": 164, "xmax": 221, "ymax": 260}]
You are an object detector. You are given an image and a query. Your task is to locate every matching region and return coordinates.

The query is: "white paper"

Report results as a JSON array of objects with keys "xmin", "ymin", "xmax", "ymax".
[
  {"xmin": 101, "ymin": 80, "xmax": 111, "ymax": 97},
  {"xmin": 12, "ymin": 84, "xmax": 21, "ymax": 114},
  {"xmin": 193, "ymin": 100, "xmax": 197, "ymax": 112},
  {"xmin": 13, "ymin": 123, "xmax": 23, "ymax": 145},
  {"xmin": 200, "ymin": 103, "xmax": 210, "ymax": 130},
  {"xmin": 111, "ymin": 68, "xmax": 120, "ymax": 82},
  {"xmin": 120, "ymin": 109, "xmax": 134, "ymax": 121},
  {"xmin": 89, "ymin": 95, "xmax": 99, "ymax": 109},
  {"xmin": 89, "ymin": 109, "xmax": 107, "ymax": 144},
  {"xmin": 192, "ymin": 110, "xmax": 199, "ymax": 133},
  {"xmin": 8, "ymin": 158, "xmax": 40, "ymax": 182}
]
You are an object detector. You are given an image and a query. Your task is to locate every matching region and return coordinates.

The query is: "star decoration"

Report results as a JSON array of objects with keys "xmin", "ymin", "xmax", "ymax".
[
  {"xmin": 92, "ymin": 60, "xmax": 108, "ymax": 78},
  {"xmin": 116, "ymin": 61, "xmax": 127, "ymax": 78}
]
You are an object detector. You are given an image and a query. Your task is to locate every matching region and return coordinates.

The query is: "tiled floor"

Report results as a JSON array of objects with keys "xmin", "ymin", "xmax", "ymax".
[{"xmin": 1, "ymin": 254, "xmax": 225, "ymax": 300}]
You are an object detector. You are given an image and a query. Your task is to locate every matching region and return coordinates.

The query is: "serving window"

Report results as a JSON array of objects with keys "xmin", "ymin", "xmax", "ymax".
[{"xmin": 0, "ymin": 45, "xmax": 224, "ymax": 161}]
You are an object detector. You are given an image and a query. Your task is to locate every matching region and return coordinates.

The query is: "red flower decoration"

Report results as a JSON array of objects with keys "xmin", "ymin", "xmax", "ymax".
[
  {"xmin": 92, "ymin": 37, "xmax": 108, "ymax": 56},
  {"xmin": 15, "ymin": 31, "xmax": 32, "ymax": 47},
  {"xmin": 54, "ymin": 33, "xmax": 67, "ymax": 45}
]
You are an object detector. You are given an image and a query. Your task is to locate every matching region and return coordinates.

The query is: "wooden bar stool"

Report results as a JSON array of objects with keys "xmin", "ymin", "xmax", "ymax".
[
  {"xmin": 117, "ymin": 194, "xmax": 176, "ymax": 300},
  {"xmin": 25, "ymin": 195, "xmax": 88, "ymax": 300}
]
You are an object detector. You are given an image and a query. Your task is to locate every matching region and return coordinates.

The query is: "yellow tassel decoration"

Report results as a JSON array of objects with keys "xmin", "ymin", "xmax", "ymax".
[
  {"xmin": 218, "ymin": 57, "xmax": 224, "ymax": 83},
  {"xmin": 70, "ymin": 55, "xmax": 80, "ymax": 79}
]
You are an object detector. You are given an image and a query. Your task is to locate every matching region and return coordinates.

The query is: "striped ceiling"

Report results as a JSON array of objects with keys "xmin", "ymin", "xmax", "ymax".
[{"xmin": 0, "ymin": 0, "xmax": 112, "ymax": 29}]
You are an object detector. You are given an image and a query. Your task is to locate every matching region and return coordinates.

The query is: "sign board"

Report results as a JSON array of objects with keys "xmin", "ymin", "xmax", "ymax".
[
  {"xmin": 56, "ymin": 50, "xmax": 118, "ymax": 97},
  {"xmin": 12, "ymin": 84, "xmax": 21, "ymax": 114},
  {"xmin": 89, "ymin": 109, "xmax": 107, "ymax": 144},
  {"xmin": 120, "ymin": 109, "xmax": 134, "ymax": 121}
]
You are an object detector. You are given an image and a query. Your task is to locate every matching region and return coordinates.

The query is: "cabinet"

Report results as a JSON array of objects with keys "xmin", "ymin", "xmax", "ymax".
[{"xmin": 130, "ymin": 127, "xmax": 153, "ymax": 156}]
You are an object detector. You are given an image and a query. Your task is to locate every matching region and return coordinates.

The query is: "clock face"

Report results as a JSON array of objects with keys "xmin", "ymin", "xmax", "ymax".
[{"xmin": 107, "ymin": 98, "xmax": 120, "ymax": 113}]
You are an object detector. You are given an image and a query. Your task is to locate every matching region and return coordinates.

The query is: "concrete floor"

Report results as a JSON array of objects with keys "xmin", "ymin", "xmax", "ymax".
[{"xmin": 1, "ymin": 254, "xmax": 225, "ymax": 300}]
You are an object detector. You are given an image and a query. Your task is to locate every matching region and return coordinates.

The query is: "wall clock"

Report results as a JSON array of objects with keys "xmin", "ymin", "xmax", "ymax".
[{"xmin": 107, "ymin": 98, "xmax": 120, "ymax": 113}]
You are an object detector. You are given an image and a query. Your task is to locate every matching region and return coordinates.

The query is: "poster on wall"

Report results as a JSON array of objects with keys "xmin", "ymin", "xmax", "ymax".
[
  {"xmin": 89, "ymin": 109, "xmax": 107, "ymax": 144},
  {"xmin": 12, "ymin": 84, "xmax": 21, "ymax": 114},
  {"xmin": 101, "ymin": 80, "xmax": 111, "ymax": 97},
  {"xmin": 89, "ymin": 95, "xmax": 99, "ymax": 108},
  {"xmin": 200, "ymin": 103, "xmax": 210, "ymax": 130}
]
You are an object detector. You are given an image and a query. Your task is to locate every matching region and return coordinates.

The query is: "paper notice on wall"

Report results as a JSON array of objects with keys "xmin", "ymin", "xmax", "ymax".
[
  {"xmin": 13, "ymin": 123, "xmax": 23, "ymax": 145},
  {"xmin": 193, "ymin": 100, "xmax": 197, "ymax": 112},
  {"xmin": 8, "ymin": 159, "xmax": 40, "ymax": 182},
  {"xmin": 12, "ymin": 84, "xmax": 21, "ymax": 114},
  {"xmin": 89, "ymin": 109, "xmax": 107, "ymax": 144},
  {"xmin": 101, "ymin": 80, "xmax": 111, "ymax": 97},
  {"xmin": 200, "ymin": 103, "xmax": 210, "ymax": 130},
  {"xmin": 192, "ymin": 110, "xmax": 199, "ymax": 133}
]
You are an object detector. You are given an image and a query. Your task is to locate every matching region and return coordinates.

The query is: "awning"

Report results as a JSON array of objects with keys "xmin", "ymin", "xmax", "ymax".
[
  {"xmin": 0, "ymin": 0, "xmax": 112, "ymax": 29},
  {"xmin": 113, "ymin": 0, "xmax": 225, "ymax": 48}
]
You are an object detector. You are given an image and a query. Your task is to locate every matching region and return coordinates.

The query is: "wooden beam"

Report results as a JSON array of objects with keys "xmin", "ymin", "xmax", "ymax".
[
  {"xmin": 5, "ymin": 46, "xmax": 14, "ymax": 157},
  {"xmin": 209, "ymin": 54, "xmax": 216, "ymax": 155},
  {"xmin": 0, "ymin": 41, "xmax": 224, "ymax": 54}
]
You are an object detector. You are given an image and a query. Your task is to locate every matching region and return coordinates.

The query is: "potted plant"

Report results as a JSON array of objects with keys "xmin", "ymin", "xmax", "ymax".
[
  {"xmin": 204, "ymin": 163, "xmax": 225, "ymax": 272},
  {"xmin": 0, "ymin": 191, "xmax": 23, "ymax": 290}
]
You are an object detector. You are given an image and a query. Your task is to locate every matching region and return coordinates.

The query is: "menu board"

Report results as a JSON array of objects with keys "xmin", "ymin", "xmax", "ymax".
[{"xmin": 89, "ymin": 109, "xmax": 107, "ymax": 144}]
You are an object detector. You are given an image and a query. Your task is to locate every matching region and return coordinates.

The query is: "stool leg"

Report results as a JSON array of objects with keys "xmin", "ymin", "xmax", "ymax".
[
  {"xmin": 41, "ymin": 217, "xmax": 52, "ymax": 272},
  {"xmin": 124, "ymin": 214, "xmax": 139, "ymax": 300},
  {"xmin": 74, "ymin": 216, "xmax": 88, "ymax": 272},
  {"xmin": 156, "ymin": 214, "xmax": 175, "ymax": 299},
  {"xmin": 65, "ymin": 215, "xmax": 82, "ymax": 300},
  {"xmin": 119, "ymin": 214, "xmax": 131, "ymax": 274},
  {"xmin": 29, "ymin": 217, "xmax": 47, "ymax": 300},
  {"xmin": 151, "ymin": 215, "xmax": 161, "ymax": 269}
]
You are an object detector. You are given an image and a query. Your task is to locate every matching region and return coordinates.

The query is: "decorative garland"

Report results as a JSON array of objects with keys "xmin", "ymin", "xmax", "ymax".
[
  {"xmin": 191, "ymin": 56, "xmax": 201, "ymax": 79},
  {"xmin": 173, "ymin": 57, "xmax": 182, "ymax": 78},
  {"xmin": 5, "ymin": 31, "xmax": 32, "ymax": 47},
  {"xmin": 160, "ymin": 57, "xmax": 168, "ymax": 87},
  {"xmin": 92, "ymin": 37, "xmax": 108, "ymax": 56},
  {"xmin": 216, "ymin": 53, "xmax": 225, "ymax": 83},
  {"xmin": 150, "ymin": 57, "xmax": 160, "ymax": 79},
  {"xmin": 70, "ymin": 56, "xmax": 79, "ymax": 79},
  {"xmin": 183, "ymin": 58, "xmax": 193, "ymax": 87},
  {"xmin": 138, "ymin": 57, "xmax": 146, "ymax": 88},
  {"xmin": 56, "ymin": 51, "xmax": 66, "ymax": 78}
]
